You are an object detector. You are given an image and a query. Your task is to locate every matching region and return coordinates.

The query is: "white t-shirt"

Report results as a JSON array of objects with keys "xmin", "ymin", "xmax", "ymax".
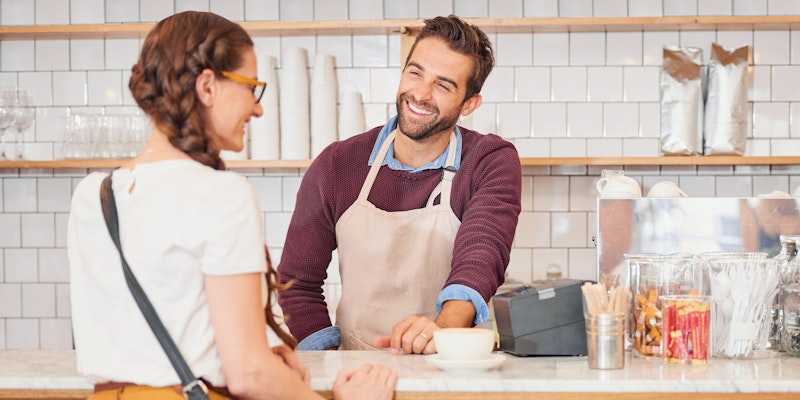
[{"xmin": 68, "ymin": 159, "xmax": 267, "ymax": 386}]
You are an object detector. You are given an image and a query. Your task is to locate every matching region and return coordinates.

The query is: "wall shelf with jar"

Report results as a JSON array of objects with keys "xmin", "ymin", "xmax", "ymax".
[{"xmin": 2, "ymin": 16, "xmax": 800, "ymax": 170}]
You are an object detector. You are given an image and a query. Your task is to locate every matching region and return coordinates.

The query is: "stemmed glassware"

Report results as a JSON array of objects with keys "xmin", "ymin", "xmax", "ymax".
[
  {"xmin": 0, "ymin": 89, "xmax": 151, "ymax": 161},
  {"xmin": 10, "ymin": 90, "xmax": 35, "ymax": 160},
  {"xmin": 0, "ymin": 89, "xmax": 20, "ymax": 159}
]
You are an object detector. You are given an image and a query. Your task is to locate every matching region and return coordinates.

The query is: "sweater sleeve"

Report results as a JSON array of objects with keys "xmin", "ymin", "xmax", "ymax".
[
  {"xmin": 445, "ymin": 140, "xmax": 522, "ymax": 302},
  {"xmin": 277, "ymin": 144, "xmax": 339, "ymax": 343}
]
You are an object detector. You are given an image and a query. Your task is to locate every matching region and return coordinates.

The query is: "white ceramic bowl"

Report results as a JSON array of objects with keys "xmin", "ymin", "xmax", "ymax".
[
  {"xmin": 433, "ymin": 328, "xmax": 495, "ymax": 361},
  {"xmin": 647, "ymin": 181, "xmax": 687, "ymax": 198}
]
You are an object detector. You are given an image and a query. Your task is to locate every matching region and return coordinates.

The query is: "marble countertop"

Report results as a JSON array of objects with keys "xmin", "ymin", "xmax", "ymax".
[{"xmin": 3, "ymin": 350, "xmax": 800, "ymax": 393}]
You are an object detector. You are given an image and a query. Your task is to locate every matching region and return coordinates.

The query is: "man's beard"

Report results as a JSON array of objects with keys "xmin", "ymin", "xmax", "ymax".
[{"xmin": 395, "ymin": 93, "xmax": 461, "ymax": 141}]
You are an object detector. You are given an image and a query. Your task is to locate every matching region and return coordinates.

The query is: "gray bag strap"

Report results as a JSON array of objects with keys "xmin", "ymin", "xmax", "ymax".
[{"xmin": 99, "ymin": 174, "xmax": 209, "ymax": 400}]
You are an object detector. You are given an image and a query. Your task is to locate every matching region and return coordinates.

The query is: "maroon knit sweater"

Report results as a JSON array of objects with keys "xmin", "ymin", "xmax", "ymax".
[{"xmin": 277, "ymin": 125, "xmax": 522, "ymax": 342}]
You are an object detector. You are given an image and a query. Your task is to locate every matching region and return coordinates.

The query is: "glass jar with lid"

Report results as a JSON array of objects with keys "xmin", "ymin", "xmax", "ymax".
[
  {"xmin": 782, "ymin": 283, "xmax": 800, "ymax": 356},
  {"xmin": 627, "ymin": 254, "xmax": 703, "ymax": 357},
  {"xmin": 770, "ymin": 236, "xmax": 800, "ymax": 351}
]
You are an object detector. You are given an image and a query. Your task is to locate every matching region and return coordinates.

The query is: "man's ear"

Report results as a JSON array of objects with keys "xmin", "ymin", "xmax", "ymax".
[
  {"xmin": 460, "ymin": 94, "xmax": 482, "ymax": 117},
  {"xmin": 195, "ymin": 68, "xmax": 217, "ymax": 107}
]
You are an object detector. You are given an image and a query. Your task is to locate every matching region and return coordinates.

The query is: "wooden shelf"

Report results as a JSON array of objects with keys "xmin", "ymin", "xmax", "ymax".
[
  {"xmin": 2, "ymin": 16, "xmax": 799, "ymax": 39},
  {"xmin": 0, "ymin": 20, "xmax": 416, "ymax": 39},
  {"xmin": 0, "ymin": 159, "xmax": 312, "ymax": 169},
  {"xmin": 519, "ymin": 156, "xmax": 800, "ymax": 166},
  {"xmin": 465, "ymin": 15, "xmax": 800, "ymax": 32},
  {"xmin": 1, "ymin": 156, "xmax": 799, "ymax": 170}
]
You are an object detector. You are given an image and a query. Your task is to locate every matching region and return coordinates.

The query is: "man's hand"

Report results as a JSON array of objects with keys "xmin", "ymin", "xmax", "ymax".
[
  {"xmin": 375, "ymin": 315, "xmax": 440, "ymax": 354},
  {"xmin": 271, "ymin": 345, "xmax": 309, "ymax": 383}
]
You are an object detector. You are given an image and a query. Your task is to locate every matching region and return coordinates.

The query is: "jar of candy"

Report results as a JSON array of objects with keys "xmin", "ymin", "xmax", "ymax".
[
  {"xmin": 628, "ymin": 254, "xmax": 702, "ymax": 357},
  {"xmin": 661, "ymin": 295, "xmax": 711, "ymax": 364}
]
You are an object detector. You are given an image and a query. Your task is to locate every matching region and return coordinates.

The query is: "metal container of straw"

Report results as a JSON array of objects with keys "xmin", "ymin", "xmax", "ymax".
[
  {"xmin": 586, "ymin": 312, "xmax": 625, "ymax": 369},
  {"xmin": 582, "ymin": 283, "xmax": 630, "ymax": 369}
]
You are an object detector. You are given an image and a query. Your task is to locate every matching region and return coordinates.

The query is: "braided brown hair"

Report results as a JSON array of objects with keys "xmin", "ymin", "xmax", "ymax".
[{"xmin": 130, "ymin": 11, "xmax": 296, "ymax": 349}]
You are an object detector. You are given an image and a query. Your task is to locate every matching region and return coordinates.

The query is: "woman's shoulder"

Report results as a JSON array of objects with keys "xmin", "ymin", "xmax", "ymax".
[
  {"xmin": 174, "ymin": 163, "xmax": 260, "ymax": 215},
  {"xmin": 195, "ymin": 166, "xmax": 256, "ymax": 203},
  {"xmin": 70, "ymin": 172, "xmax": 108, "ymax": 213},
  {"xmin": 143, "ymin": 159, "xmax": 256, "ymax": 201}
]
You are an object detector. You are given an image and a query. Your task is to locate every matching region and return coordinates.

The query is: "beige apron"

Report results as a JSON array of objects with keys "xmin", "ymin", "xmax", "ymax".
[{"xmin": 335, "ymin": 129, "xmax": 462, "ymax": 350}]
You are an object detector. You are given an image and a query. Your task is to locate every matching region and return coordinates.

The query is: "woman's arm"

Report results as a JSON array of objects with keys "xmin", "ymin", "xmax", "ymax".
[{"xmin": 206, "ymin": 273, "xmax": 321, "ymax": 400}]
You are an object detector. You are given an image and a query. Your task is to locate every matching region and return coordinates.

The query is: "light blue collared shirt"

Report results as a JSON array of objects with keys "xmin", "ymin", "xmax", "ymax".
[
  {"xmin": 367, "ymin": 116, "xmax": 463, "ymax": 171},
  {"xmin": 297, "ymin": 117, "xmax": 489, "ymax": 351}
]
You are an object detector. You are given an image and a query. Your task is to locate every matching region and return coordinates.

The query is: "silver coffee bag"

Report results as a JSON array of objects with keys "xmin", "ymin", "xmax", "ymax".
[
  {"xmin": 704, "ymin": 43, "xmax": 750, "ymax": 155},
  {"xmin": 661, "ymin": 47, "xmax": 703, "ymax": 155}
]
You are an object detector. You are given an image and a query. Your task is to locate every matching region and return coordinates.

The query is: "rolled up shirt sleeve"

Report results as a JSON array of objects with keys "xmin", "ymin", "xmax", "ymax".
[
  {"xmin": 435, "ymin": 284, "xmax": 491, "ymax": 325},
  {"xmin": 296, "ymin": 326, "xmax": 341, "ymax": 351}
]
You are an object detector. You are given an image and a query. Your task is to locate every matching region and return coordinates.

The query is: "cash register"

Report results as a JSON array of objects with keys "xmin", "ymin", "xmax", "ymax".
[{"xmin": 492, "ymin": 279, "xmax": 588, "ymax": 356}]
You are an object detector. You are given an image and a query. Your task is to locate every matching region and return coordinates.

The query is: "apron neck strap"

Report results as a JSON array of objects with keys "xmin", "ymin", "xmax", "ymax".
[
  {"xmin": 426, "ymin": 130, "xmax": 458, "ymax": 208},
  {"xmin": 359, "ymin": 129, "xmax": 459, "ymax": 205},
  {"xmin": 357, "ymin": 130, "xmax": 396, "ymax": 202},
  {"xmin": 443, "ymin": 130, "xmax": 458, "ymax": 169}
]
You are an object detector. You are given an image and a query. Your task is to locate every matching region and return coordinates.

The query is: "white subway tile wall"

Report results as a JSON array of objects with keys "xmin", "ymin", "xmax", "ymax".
[
  {"xmin": 489, "ymin": 0, "xmax": 524, "ymax": 17},
  {"xmin": 2, "ymin": 0, "xmax": 800, "ymax": 349},
  {"xmin": 1, "ymin": 1, "xmax": 35, "ymax": 25},
  {"xmin": 35, "ymin": 40, "xmax": 69, "ymax": 72},
  {"xmin": 699, "ymin": 0, "xmax": 733, "ymax": 15},
  {"xmin": 664, "ymin": 0, "xmax": 699, "ymax": 15},
  {"xmin": 525, "ymin": 0, "xmax": 557, "ymax": 17},
  {"xmin": 570, "ymin": 32, "xmax": 606, "ymax": 66},
  {"xmin": 106, "ymin": 0, "xmax": 139, "ymax": 23},
  {"xmin": 507, "ymin": 248, "xmax": 533, "ymax": 282},
  {"xmin": 594, "ymin": 0, "xmax": 627, "ymax": 16},
  {"xmin": 734, "ymin": 0, "xmax": 767, "ymax": 15},
  {"xmin": 587, "ymin": 67, "xmax": 622, "ymax": 102},
  {"xmin": 630, "ymin": 0, "xmax": 663, "ymax": 16},
  {"xmin": 140, "ymin": 0, "xmax": 173, "ymax": 22},
  {"xmin": 770, "ymin": 0, "xmax": 800, "ymax": 15},
  {"xmin": 717, "ymin": 30, "xmax": 753, "ymax": 50},
  {"xmin": 532, "ymin": 248, "xmax": 567, "ymax": 280},
  {"xmin": 245, "ymin": 0, "xmax": 279, "ymax": 20}
]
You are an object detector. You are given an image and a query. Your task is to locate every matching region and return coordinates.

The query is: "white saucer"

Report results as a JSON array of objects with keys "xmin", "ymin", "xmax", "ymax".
[{"xmin": 425, "ymin": 353, "xmax": 506, "ymax": 372}]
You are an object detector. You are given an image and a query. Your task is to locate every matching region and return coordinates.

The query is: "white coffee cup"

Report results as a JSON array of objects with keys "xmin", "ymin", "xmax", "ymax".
[
  {"xmin": 647, "ymin": 181, "xmax": 688, "ymax": 198},
  {"xmin": 595, "ymin": 171, "xmax": 641, "ymax": 198},
  {"xmin": 433, "ymin": 328, "xmax": 495, "ymax": 361}
]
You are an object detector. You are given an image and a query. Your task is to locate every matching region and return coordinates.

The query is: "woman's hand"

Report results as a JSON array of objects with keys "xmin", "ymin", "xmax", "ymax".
[
  {"xmin": 332, "ymin": 364, "xmax": 397, "ymax": 400},
  {"xmin": 271, "ymin": 345, "xmax": 309, "ymax": 384}
]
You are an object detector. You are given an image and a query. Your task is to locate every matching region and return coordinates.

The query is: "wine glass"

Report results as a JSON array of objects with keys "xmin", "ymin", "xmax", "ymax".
[
  {"xmin": 0, "ymin": 89, "xmax": 17, "ymax": 159},
  {"xmin": 10, "ymin": 90, "xmax": 34, "ymax": 160}
]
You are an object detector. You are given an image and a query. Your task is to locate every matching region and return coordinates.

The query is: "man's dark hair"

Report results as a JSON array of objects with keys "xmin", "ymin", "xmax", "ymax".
[{"xmin": 405, "ymin": 15, "xmax": 495, "ymax": 100}]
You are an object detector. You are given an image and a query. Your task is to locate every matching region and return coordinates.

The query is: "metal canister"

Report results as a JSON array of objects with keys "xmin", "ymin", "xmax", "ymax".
[{"xmin": 586, "ymin": 312, "xmax": 625, "ymax": 369}]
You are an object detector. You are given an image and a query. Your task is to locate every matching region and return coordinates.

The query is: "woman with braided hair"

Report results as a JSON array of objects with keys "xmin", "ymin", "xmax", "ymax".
[{"xmin": 68, "ymin": 11, "xmax": 395, "ymax": 400}]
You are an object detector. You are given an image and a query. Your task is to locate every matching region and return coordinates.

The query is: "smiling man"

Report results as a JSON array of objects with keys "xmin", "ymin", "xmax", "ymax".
[{"xmin": 278, "ymin": 15, "xmax": 522, "ymax": 354}]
